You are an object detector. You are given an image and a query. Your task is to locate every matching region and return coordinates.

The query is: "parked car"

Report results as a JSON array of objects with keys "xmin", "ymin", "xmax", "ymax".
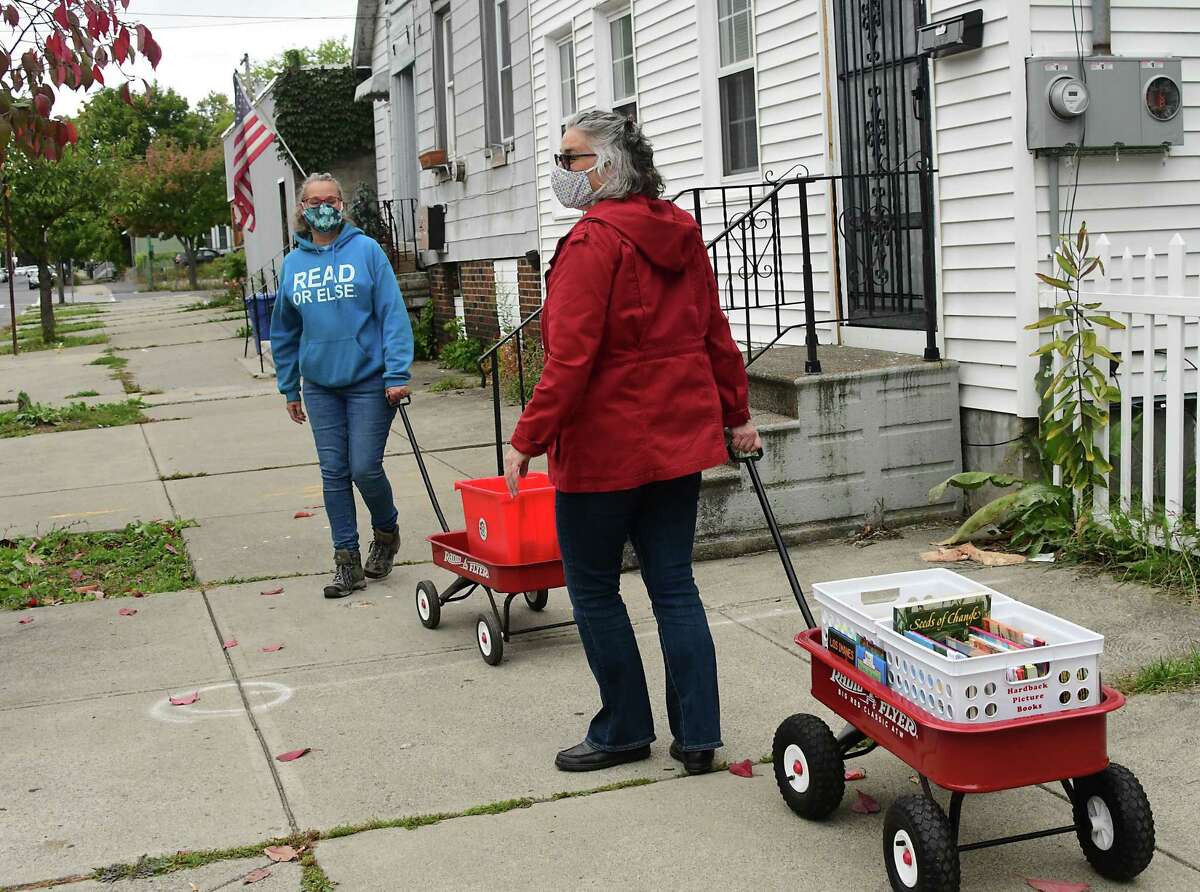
[
  {"xmin": 174, "ymin": 247, "xmax": 221, "ymax": 265},
  {"xmin": 27, "ymin": 267, "xmax": 56, "ymax": 290}
]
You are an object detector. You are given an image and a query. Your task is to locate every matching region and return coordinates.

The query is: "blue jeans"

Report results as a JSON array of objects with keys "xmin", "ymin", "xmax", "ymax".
[
  {"xmin": 555, "ymin": 473, "xmax": 722, "ymax": 753},
  {"xmin": 303, "ymin": 375, "xmax": 398, "ymax": 552}
]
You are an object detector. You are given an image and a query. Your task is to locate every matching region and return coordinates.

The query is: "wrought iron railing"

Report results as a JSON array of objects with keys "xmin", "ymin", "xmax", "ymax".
[
  {"xmin": 380, "ymin": 198, "xmax": 421, "ymax": 271},
  {"xmin": 241, "ymin": 247, "xmax": 288, "ymax": 374},
  {"xmin": 478, "ymin": 305, "xmax": 543, "ymax": 474}
]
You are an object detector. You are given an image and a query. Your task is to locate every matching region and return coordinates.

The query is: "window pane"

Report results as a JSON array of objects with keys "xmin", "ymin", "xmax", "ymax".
[
  {"xmin": 610, "ymin": 14, "xmax": 635, "ymax": 102},
  {"xmin": 559, "ymin": 41, "xmax": 576, "ymax": 117},
  {"xmin": 719, "ymin": 69, "xmax": 758, "ymax": 175},
  {"xmin": 501, "ymin": 66, "xmax": 513, "ymax": 138},
  {"xmin": 497, "ymin": 1, "xmax": 510, "ymax": 67},
  {"xmin": 718, "ymin": 0, "xmax": 753, "ymax": 68},
  {"xmin": 614, "ymin": 101, "xmax": 637, "ymax": 122}
]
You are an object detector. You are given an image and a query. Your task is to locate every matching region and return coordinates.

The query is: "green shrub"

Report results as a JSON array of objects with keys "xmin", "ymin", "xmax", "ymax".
[
  {"xmin": 438, "ymin": 319, "xmax": 485, "ymax": 373},
  {"xmin": 413, "ymin": 301, "xmax": 436, "ymax": 361}
]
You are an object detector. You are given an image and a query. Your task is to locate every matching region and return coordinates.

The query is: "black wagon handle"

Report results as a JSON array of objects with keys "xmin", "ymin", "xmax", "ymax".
[
  {"xmin": 725, "ymin": 434, "xmax": 816, "ymax": 630},
  {"xmin": 397, "ymin": 400, "xmax": 450, "ymax": 534}
]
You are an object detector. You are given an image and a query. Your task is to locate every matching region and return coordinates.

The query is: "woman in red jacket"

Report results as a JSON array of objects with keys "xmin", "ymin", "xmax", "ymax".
[{"xmin": 504, "ymin": 110, "xmax": 761, "ymax": 775}]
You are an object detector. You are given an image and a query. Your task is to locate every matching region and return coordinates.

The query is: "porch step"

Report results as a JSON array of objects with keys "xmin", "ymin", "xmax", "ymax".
[{"xmin": 698, "ymin": 346, "xmax": 965, "ymax": 557}]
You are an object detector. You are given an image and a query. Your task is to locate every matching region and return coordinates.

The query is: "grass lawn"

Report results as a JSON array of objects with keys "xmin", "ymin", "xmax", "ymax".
[
  {"xmin": 16, "ymin": 304, "xmax": 108, "ymax": 322},
  {"xmin": 0, "ymin": 396, "xmax": 148, "ymax": 438},
  {"xmin": 1, "ymin": 521, "xmax": 196, "ymax": 610},
  {"xmin": 0, "ymin": 330, "xmax": 108, "ymax": 355}
]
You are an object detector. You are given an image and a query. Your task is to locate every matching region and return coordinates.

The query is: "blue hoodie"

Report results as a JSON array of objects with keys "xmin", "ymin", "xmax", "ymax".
[{"xmin": 270, "ymin": 225, "xmax": 413, "ymax": 402}]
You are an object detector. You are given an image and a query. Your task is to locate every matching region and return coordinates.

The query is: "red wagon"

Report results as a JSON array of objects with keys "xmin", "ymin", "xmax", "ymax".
[
  {"xmin": 398, "ymin": 402, "xmax": 574, "ymax": 666},
  {"xmin": 727, "ymin": 447, "xmax": 1155, "ymax": 892}
]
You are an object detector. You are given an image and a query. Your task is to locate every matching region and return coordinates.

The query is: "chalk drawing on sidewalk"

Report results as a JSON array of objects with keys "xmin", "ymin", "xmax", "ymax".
[{"xmin": 150, "ymin": 680, "xmax": 292, "ymax": 724}]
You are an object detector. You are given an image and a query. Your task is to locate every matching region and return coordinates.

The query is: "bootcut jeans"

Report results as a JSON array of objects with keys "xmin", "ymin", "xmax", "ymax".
[
  {"xmin": 303, "ymin": 374, "xmax": 399, "ymax": 552},
  {"xmin": 554, "ymin": 472, "xmax": 722, "ymax": 753}
]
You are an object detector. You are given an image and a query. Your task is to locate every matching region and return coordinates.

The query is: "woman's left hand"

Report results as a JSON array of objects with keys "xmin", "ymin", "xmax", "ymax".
[
  {"xmin": 503, "ymin": 446, "xmax": 531, "ymax": 498},
  {"xmin": 386, "ymin": 386, "xmax": 410, "ymax": 406},
  {"xmin": 728, "ymin": 422, "xmax": 762, "ymax": 454}
]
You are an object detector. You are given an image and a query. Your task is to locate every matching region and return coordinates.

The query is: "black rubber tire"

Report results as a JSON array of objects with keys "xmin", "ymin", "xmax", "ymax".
[
  {"xmin": 415, "ymin": 580, "xmax": 441, "ymax": 630},
  {"xmin": 524, "ymin": 589, "xmax": 549, "ymax": 611},
  {"xmin": 1072, "ymin": 762, "xmax": 1155, "ymax": 881},
  {"xmin": 475, "ymin": 612, "xmax": 503, "ymax": 666},
  {"xmin": 772, "ymin": 713, "xmax": 845, "ymax": 819},
  {"xmin": 882, "ymin": 795, "xmax": 960, "ymax": 892}
]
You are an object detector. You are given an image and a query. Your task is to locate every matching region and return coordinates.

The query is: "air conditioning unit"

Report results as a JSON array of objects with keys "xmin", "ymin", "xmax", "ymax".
[{"xmin": 417, "ymin": 204, "xmax": 447, "ymax": 253}]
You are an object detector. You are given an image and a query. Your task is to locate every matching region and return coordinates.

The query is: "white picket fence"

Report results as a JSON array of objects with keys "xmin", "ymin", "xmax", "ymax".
[{"xmin": 1038, "ymin": 233, "xmax": 1200, "ymax": 535}]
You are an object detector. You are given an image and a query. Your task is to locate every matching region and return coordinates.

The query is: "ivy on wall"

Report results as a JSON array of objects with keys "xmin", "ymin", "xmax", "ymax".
[{"xmin": 271, "ymin": 65, "xmax": 375, "ymax": 175}]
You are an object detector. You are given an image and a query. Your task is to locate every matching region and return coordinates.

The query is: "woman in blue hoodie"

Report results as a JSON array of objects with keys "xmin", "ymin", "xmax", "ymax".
[{"xmin": 271, "ymin": 173, "xmax": 415, "ymax": 598}]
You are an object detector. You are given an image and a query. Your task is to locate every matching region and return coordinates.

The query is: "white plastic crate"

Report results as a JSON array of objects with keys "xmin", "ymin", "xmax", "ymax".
[{"xmin": 814, "ymin": 569, "xmax": 1103, "ymax": 724}]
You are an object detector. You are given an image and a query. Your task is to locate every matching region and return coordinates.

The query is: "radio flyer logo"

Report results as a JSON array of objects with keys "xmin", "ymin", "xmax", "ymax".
[
  {"xmin": 830, "ymin": 669, "xmax": 918, "ymax": 740},
  {"xmin": 478, "ymin": 518, "xmax": 488, "ymax": 542},
  {"xmin": 442, "ymin": 551, "xmax": 491, "ymax": 579}
]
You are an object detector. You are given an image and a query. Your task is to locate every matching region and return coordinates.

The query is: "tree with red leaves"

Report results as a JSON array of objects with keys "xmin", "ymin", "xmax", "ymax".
[{"xmin": 0, "ymin": 1, "xmax": 160, "ymax": 161}]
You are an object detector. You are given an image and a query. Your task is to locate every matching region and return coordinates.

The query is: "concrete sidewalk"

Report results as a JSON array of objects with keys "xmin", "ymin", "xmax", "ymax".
[{"xmin": 1, "ymin": 292, "xmax": 1199, "ymax": 891}]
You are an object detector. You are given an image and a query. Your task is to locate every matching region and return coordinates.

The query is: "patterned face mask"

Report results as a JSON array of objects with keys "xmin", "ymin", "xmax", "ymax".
[
  {"xmin": 303, "ymin": 203, "xmax": 343, "ymax": 234},
  {"xmin": 550, "ymin": 164, "xmax": 598, "ymax": 210}
]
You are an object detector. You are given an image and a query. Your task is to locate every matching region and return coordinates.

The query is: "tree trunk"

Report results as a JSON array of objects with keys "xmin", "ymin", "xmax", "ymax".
[
  {"xmin": 183, "ymin": 238, "xmax": 199, "ymax": 290},
  {"xmin": 38, "ymin": 255, "xmax": 55, "ymax": 343},
  {"xmin": 56, "ymin": 260, "xmax": 66, "ymax": 304}
]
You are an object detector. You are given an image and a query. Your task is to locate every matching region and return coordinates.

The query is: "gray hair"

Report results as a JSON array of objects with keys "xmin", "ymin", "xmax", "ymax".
[
  {"xmin": 293, "ymin": 172, "xmax": 346, "ymax": 234},
  {"xmin": 566, "ymin": 110, "xmax": 664, "ymax": 202}
]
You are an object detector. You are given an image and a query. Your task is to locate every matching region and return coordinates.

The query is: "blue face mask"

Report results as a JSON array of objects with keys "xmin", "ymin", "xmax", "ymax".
[{"xmin": 303, "ymin": 203, "xmax": 343, "ymax": 234}]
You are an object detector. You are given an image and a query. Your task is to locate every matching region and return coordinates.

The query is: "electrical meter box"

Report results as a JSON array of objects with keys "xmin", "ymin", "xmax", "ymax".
[{"xmin": 1026, "ymin": 56, "xmax": 1184, "ymax": 152}]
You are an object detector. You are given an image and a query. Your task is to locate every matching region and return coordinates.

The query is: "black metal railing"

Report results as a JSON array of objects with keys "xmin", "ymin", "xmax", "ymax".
[
  {"xmin": 478, "ymin": 305, "xmax": 543, "ymax": 474},
  {"xmin": 241, "ymin": 247, "xmax": 288, "ymax": 373},
  {"xmin": 380, "ymin": 198, "xmax": 421, "ymax": 271}
]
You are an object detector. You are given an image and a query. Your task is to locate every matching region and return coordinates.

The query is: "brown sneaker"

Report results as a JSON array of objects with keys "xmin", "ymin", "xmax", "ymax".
[{"xmin": 363, "ymin": 528, "xmax": 401, "ymax": 579}]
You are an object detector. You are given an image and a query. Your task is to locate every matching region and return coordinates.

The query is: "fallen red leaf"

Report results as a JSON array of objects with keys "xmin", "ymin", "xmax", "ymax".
[
  {"xmin": 164, "ymin": 543, "xmax": 178, "ymax": 555},
  {"xmin": 243, "ymin": 868, "xmax": 272, "ymax": 885},
  {"xmin": 169, "ymin": 692, "xmax": 200, "ymax": 706},
  {"xmin": 18, "ymin": 617, "xmax": 33, "ymax": 625},
  {"xmin": 26, "ymin": 597, "xmax": 39, "ymax": 608},
  {"xmin": 728, "ymin": 759, "xmax": 754, "ymax": 778},
  {"xmin": 261, "ymin": 644, "xmax": 284, "ymax": 653},
  {"xmin": 130, "ymin": 590, "xmax": 145, "ymax": 598},
  {"xmin": 845, "ymin": 768, "xmax": 867, "ymax": 781},
  {"xmin": 1025, "ymin": 881, "xmax": 1091, "ymax": 892},
  {"xmin": 850, "ymin": 789, "xmax": 881, "ymax": 814},
  {"xmin": 293, "ymin": 511, "xmax": 314, "ymax": 519},
  {"xmin": 67, "ymin": 569, "xmax": 84, "ymax": 582},
  {"xmin": 275, "ymin": 747, "xmax": 310, "ymax": 762},
  {"xmin": 264, "ymin": 844, "xmax": 299, "ymax": 862},
  {"xmin": 260, "ymin": 586, "xmax": 284, "ymax": 596},
  {"xmin": 223, "ymin": 638, "xmax": 238, "ymax": 649},
  {"xmin": 117, "ymin": 607, "xmax": 137, "ymax": 616}
]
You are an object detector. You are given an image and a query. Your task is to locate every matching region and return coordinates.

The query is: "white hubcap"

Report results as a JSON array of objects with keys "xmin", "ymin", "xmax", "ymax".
[
  {"xmin": 417, "ymin": 592, "xmax": 431, "ymax": 620},
  {"xmin": 477, "ymin": 620, "xmax": 492, "ymax": 656},
  {"xmin": 1087, "ymin": 795, "xmax": 1115, "ymax": 851},
  {"xmin": 782, "ymin": 744, "xmax": 810, "ymax": 793},
  {"xmin": 892, "ymin": 830, "xmax": 919, "ymax": 887}
]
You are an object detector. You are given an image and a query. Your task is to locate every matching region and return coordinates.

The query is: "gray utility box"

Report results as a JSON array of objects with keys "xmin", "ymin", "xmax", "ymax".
[{"xmin": 1026, "ymin": 56, "xmax": 1184, "ymax": 152}]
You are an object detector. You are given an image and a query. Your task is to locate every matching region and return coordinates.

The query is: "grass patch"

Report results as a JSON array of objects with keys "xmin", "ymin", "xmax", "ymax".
[
  {"xmin": 0, "ymin": 330, "xmax": 108, "ymax": 355},
  {"xmin": 17, "ymin": 304, "xmax": 106, "ymax": 321},
  {"xmin": 91, "ymin": 832, "xmax": 315, "ymax": 883},
  {"xmin": 0, "ymin": 393, "xmax": 147, "ymax": 438},
  {"xmin": 15, "ymin": 319, "xmax": 106, "ymax": 337},
  {"xmin": 301, "ymin": 852, "xmax": 335, "ymax": 892},
  {"xmin": 160, "ymin": 471, "xmax": 209, "ymax": 481},
  {"xmin": 64, "ymin": 390, "xmax": 99, "ymax": 399},
  {"xmin": 183, "ymin": 290, "xmax": 239, "ymax": 312},
  {"xmin": 1, "ymin": 520, "xmax": 196, "ymax": 610},
  {"xmin": 1060, "ymin": 512, "xmax": 1200, "ymax": 602},
  {"xmin": 1116, "ymin": 650, "xmax": 1200, "ymax": 695},
  {"xmin": 428, "ymin": 375, "xmax": 472, "ymax": 393},
  {"xmin": 90, "ymin": 349, "xmax": 139, "ymax": 393}
]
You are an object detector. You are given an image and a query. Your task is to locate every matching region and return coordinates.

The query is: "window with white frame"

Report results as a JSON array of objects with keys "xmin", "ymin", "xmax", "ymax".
[
  {"xmin": 558, "ymin": 37, "xmax": 576, "ymax": 134},
  {"xmin": 433, "ymin": 6, "xmax": 456, "ymax": 154},
  {"xmin": 717, "ymin": 0, "xmax": 758, "ymax": 175},
  {"xmin": 608, "ymin": 11, "xmax": 637, "ymax": 121},
  {"xmin": 481, "ymin": 0, "xmax": 515, "ymax": 144}
]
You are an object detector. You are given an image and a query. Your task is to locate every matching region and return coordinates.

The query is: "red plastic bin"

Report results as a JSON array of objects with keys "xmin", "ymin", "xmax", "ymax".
[{"xmin": 454, "ymin": 473, "xmax": 560, "ymax": 565}]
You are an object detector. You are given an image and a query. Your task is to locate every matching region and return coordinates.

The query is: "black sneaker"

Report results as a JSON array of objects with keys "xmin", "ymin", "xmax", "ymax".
[
  {"xmin": 554, "ymin": 740, "xmax": 652, "ymax": 772},
  {"xmin": 363, "ymin": 527, "xmax": 401, "ymax": 579},
  {"xmin": 669, "ymin": 740, "xmax": 715, "ymax": 775},
  {"xmin": 324, "ymin": 549, "xmax": 366, "ymax": 598}
]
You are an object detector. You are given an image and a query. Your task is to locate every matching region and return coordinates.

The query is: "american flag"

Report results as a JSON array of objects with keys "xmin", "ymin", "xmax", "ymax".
[{"xmin": 231, "ymin": 74, "xmax": 276, "ymax": 232}]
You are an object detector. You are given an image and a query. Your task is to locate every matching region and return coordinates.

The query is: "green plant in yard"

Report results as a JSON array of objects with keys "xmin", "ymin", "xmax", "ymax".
[
  {"xmin": 429, "ymin": 375, "xmax": 471, "ymax": 393},
  {"xmin": 438, "ymin": 319, "xmax": 485, "ymax": 373},
  {"xmin": 1, "ymin": 521, "xmax": 196, "ymax": 610},
  {"xmin": 13, "ymin": 392, "xmax": 64, "ymax": 427},
  {"xmin": 1059, "ymin": 509, "xmax": 1199, "ymax": 600},
  {"xmin": 65, "ymin": 390, "xmax": 100, "ymax": 399},
  {"xmin": 1116, "ymin": 649, "xmax": 1200, "ymax": 695},
  {"xmin": 497, "ymin": 337, "xmax": 544, "ymax": 405},
  {"xmin": 413, "ymin": 300, "xmax": 436, "ymax": 361},
  {"xmin": 0, "ymin": 329, "xmax": 108, "ymax": 355},
  {"xmin": 235, "ymin": 323, "xmax": 253, "ymax": 339},
  {"xmin": 0, "ymin": 397, "xmax": 147, "ymax": 438}
]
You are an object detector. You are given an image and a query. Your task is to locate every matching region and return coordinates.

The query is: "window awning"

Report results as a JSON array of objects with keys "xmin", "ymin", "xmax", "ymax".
[{"xmin": 354, "ymin": 67, "xmax": 390, "ymax": 101}]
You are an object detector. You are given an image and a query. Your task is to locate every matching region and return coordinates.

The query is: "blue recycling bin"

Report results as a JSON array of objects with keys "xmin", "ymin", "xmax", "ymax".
[{"xmin": 244, "ymin": 292, "xmax": 277, "ymax": 345}]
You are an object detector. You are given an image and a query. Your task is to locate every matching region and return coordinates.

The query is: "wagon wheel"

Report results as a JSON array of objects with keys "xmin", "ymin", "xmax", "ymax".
[
  {"xmin": 524, "ymin": 589, "xmax": 549, "ymax": 611},
  {"xmin": 475, "ymin": 612, "xmax": 504, "ymax": 666},
  {"xmin": 415, "ymin": 580, "xmax": 441, "ymax": 630},
  {"xmin": 882, "ymin": 795, "xmax": 960, "ymax": 892},
  {"xmin": 772, "ymin": 713, "xmax": 844, "ymax": 819},
  {"xmin": 1071, "ymin": 763, "xmax": 1155, "ymax": 881}
]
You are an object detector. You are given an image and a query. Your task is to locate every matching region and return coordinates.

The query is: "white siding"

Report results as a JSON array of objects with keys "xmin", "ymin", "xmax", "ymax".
[
  {"xmin": 369, "ymin": 6, "xmax": 392, "ymax": 199},
  {"xmin": 412, "ymin": 0, "xmax": 540, "ymax": 262}
]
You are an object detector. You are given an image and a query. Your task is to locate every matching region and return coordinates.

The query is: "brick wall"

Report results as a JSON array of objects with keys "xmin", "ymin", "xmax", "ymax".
[
  {"xmin": 516, "ymin": 257, "xmax": 544, "ymax": 341},
  {"xmin": 459, "ymin": 260, "xmax": 499, "ymax": 342},
  {"xmin": 428, "ymin": 262, "xmax": 458, "ymax": 347}
]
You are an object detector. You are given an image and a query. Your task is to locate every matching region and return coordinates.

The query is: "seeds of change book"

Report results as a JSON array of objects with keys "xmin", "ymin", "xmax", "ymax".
[{"xmin": 893, "ymin": 593, "xmax": 991, "ymax": 640}]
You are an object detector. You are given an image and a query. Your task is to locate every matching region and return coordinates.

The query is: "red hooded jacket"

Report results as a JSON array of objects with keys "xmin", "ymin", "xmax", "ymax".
[{"xmin": 509, "ymin": 193, "xmax": 751, "ymax": 493}]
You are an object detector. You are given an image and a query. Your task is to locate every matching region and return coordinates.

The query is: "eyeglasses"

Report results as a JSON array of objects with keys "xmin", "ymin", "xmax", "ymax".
[
  {"xmin": 302, "ymin": 197, "xmax": 342, "ymax": 209},
  {"xmin": 553, "ymin": 152, "xmax": 597, "ymax": 170}
]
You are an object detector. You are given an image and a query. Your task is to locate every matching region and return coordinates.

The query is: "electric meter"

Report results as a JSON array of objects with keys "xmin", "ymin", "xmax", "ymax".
[
  {"xmin": 1145, "ymin": 76, "xmax": 1182, "ymax": 122},
  {"xmin": 1048, "ymin": 76, "xmax": 1090, "ymax": 118}
]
